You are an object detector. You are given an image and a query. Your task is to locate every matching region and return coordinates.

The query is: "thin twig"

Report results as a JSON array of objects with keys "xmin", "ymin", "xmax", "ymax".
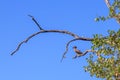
[
  {"xmin": 28, "ymin": 15, "xmax": 44, "ymax": 30},
  {"xmin": 79, "ymin": 49, "xmax": 96, "ymax": 56}
]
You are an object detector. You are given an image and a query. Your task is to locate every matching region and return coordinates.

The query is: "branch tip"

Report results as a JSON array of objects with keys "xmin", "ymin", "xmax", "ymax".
[{"xmin": 28, "ymin": 14, "xmax": 44, "ymax": 30}]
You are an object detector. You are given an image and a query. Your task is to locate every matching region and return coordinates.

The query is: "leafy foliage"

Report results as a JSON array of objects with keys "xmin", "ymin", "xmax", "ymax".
[
  {"xmin": 95, "ymin": 0, "xmax": 120, "ymax": 22},
  {"xmin": 83, "ymin": 1, "xmax": 120, "ymax": 80},
  {"xmin": 84, "ymin": 29, "xmax": 120, "ymax": 80}
]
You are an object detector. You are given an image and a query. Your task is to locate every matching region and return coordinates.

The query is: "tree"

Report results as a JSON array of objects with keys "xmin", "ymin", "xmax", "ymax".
[{"xmin": 10, "ymin": 0, "xmax": 120, "ymax": 80}]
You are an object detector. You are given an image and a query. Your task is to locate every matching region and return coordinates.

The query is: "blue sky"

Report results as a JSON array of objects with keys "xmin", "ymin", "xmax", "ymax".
[{"xmin": 0, "ymin": 0, "xmax": 119, "ymax": 80}]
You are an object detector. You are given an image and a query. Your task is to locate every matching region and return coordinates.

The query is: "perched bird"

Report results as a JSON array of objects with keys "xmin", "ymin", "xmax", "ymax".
[{"xmin": 73, "ymin": 46, "xmax": 83, "ymax": 59}]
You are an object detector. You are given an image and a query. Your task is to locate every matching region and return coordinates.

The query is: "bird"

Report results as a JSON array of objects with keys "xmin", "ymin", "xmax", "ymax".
[{"xmin": 73, "ymin": 46, "xmax": 83, "ymax": 59}]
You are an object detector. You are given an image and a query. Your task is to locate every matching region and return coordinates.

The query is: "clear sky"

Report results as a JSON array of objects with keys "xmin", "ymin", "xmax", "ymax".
[{"xmin": 0, "ymin": 0, "xmax": 119, "ymax": 80}]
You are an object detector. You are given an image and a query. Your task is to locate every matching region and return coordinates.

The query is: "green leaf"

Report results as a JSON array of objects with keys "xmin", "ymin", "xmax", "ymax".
[{"xmin": 94, "ymin": 18, "xmax": 99, "ymax": 22}]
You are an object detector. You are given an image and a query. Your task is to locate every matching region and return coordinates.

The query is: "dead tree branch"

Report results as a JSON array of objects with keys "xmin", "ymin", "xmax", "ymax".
[
  {"xmin": 11, "ymin": 15, "xmax": 106, "ymax": 62},
  {"xmin": 11, "ymin": 30, "xmax": 93, "ymax": 55},
  {"xmin": 11, "ymin": 15, "xmax": 107, "ymax": 63}
]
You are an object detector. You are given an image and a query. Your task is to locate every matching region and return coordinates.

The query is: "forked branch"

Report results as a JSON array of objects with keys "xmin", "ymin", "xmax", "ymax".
[
  {"xmin": 11, "ymin": 15, "xmax": 94, "ymax": 62},
  {"xmin": 11, "ymin": 30, "xmax": 93, "ymax": 55},
  {"xmin": 60, "ymin": 38, "xmax": 93, "ymax": 62}
]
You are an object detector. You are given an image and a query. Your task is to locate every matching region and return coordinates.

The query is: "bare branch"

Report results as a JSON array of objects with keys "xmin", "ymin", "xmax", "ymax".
[
  {"xmin": 60, "ymin": 38, "xmax": 93, "ymax": 62},
  {"xmin": 80, "ymin": 49, "xmax": 96, "ymax": 56},
  {"xmin": 104, "ymin": 0, "xmax": 111, "ymax": 8},
  {"xmin": 28, "ymin": 15, "xmax": 44, "ymax": 30},
  {"xmin": 11, "ymin": 32, "xmax": 40, "ymax": 55},
  {"xmin": 72, "ymin": 49, "xmax": 97, "ymax": 59},
  {"xmin": 72, "ymin": 45, "xmax": 98, "ymax": 59},
  {"xmin": 11, "ymin": 30, "xmax": 93, "ymax": 55}
]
